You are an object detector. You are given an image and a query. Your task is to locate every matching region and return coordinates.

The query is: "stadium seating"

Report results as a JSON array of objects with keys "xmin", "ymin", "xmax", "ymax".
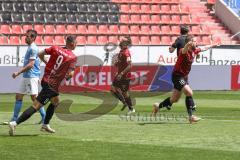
[{"xmin": 0, "ymin": 0, "xmax": 237, "ymax": 45}]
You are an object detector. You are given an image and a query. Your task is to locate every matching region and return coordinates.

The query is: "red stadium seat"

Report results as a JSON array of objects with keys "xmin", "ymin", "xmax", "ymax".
[
  {"xmin": 108, "ymin": 36, "xmax": 118, "ymax": 43},
  {"xmin": 207, "ymin": 0, "xmax": 216, "ymax": 4},
  {"xmin": 171, "ymin": 0, "xmax": 180, "ymax": 3},
  {"xmin": 77, "ymin": 36, "xmax": 86, "ymax": 44},
  {"xmin": 120, "ymin": 25, "xmax": 130, "ymax": 34},
  {"xmin": 141, "ymin": 15, "xmax": 150, "ymax": 23},
  {"xmin": 171, "ymin": 25, "xmax": 180, "ymax": 34},
  {"xmin": 11, "ymin": 25, "xmax": 23, "ymax": 34},
  {"xmin": 98, "ymin": 25, "xmax": 109, "ymax": 34},
  {"xmin": 45, "ymin": 25, "xmax": 55, "ymax": 34},
  {"xmin": 191, "ymin": 17, "xmax": 200, "ymax": 24},
  {"xmin": 131, "ymin": 36, "xmax": 140, "ymax": 45},
  {"xmin": 55, "ymin": 36, "xmax": 65, "ymax": 45},
  {"xmin": 171, "ymin": 36, "xmax": 178, "ymax": 43},
  {"xmin": 171, "ymin": 15, "xmax": 181, "ymax": 24},
  {"xmin": 21, "ymin": 36, "xmax": 26, "ymax": 45},
  {"xmin": 22, "ymin": 25, "xmax": 33, "ymax": 33},
  {"xmin": 130, "ymin": 15, "xmax": 140, "ymax": 23},
  {"xmin": 109, "ymin": 25, "xmax": 119, "ymax": 34},
  {"xmin": 181, "ymin": 6, "xmax": 190, "ymax": 13},
  {"xmin": 196, "ymin": 36, "xmax": 202, "ymax": 44},
  {"xmin": 161, "ymin": 25, "xmax": 171, "ymax": 34},
  {"xmin": 56, "ymin": 25, "xmax": 66, "ymax": 34},
  {"xmin": 212, "ymin": 37, "xmax": 221, "ymax": 44},
  {"xmin": 88, "ymin": 25, "xmax": 98, "ymax": 34},
  {"xmin": 140, "ymin": 36, "xmax": 150, "ymax": 44},
  {"xmin": 151, "ymin": 25, "xmax": 160, "ymax": 34},
  {"xmin": 171, "ymin": 5, "xmax": 180, "ymax": 13},
  {"xmin": 181, "ymin": 15, "xmax": 191, "ymax": 24},
  {"xmin": 0, "ymin": 25, "xmax": 11, "ymax": 34},
  {"xmin": 161, "ymin": 5, "xmax": 170, "ymax": 13},
  {"xmin": 87, "ymin": 36, "xmax": 97, "ymax": 44},
  {"xmin": 202, "ymin": 36, "xmax": 211, "ymax": 45},
  {"xmin": 130, "ymin": 25, "xmax": 140, "ymax": 34},
  {"xmin": 161, "ymin": 15, "xmax": 171, "ymax": 24},
  {"xmin": 34, "ymin": 25, "xmax": 45, "ymax": 34},
  {"xmin": 0, "ymin": 36, "xmax": 9, "ymax": 44},
  {"xmin": 35, "ymin": 36, "xmax": 43, "ymax": 45},
  {"xmin": 140, "ymin": 25, "xmax": 150, "ymax": 34},
  {"xmin": 151, "ymin": 15, "xmax": 160, "ymax": 24},
  {"xmin": 120, "ymin": 15, "xmax": 130, "ymax": 23},
  {"xmin": 140, "ymin": 4, "xmax": 150, "ymax": 13},
  {"xmin": 44, "ymin": 36, "xmax": 54, "ymax": 45},
  {"xmin": 9, "ymin": 36, "xmax": 20, "ymax": 45},
  {"xmin": 98, "ymin": 36, "xmax": 108, "ymax": 44},
  {"xmin": 201, "ymin": 25, "xmax": 211, "ymax": 34},
  {"xmin": 191, "ymin": 26, "xmax": 201, "ymax": 35},
  {"xmin": 77, "ymin": 25, "xmax": 87, "ymax": 34},
  {"xmin": 120, "ymin": 4, "xmax": 129, "ymax": 12},
  {"xmin": 151, "ymin": 5, "xmax": 160, "ymax": 13},
  {"xmin": 130, "ymin": 4, "xmax": 140, "ymax": 13},
  {"xmin": 151, "ymin": 36, "xmax": 161, "ymax": 45},
  {"xmin": 161, "ymin": 36, "xmax": 171, "ymax": 45},
  {"xmin": 66, "ymin": 25, "xmax": 77, "ymax": 34}
]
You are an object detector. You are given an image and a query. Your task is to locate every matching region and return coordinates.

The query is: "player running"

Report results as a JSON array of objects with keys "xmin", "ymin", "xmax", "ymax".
[
  {"xmin": 5, "ymin": 30, "xmax": 46, "ymax": 124},
  {"xmin": 169, "ymin": 25, "xmax": 197, "ymax": 112},
  {"xmin": 152, "ymin": 35, "xmax": 219, "ymax": 123},
  {"xmin": 9, "ymin": 36, "xmax": 77, "ymax": 135},
  {"xmin": 110, "ymin": 36, "xmax": 135, "ymax": 114}
]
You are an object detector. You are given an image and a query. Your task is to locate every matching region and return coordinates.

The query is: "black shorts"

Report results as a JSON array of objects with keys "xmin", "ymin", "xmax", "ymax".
[
  {"xmin": 172, "ymin": 74, "xmax": 188, "ymax": 91},
  {"xmin": 112, "ymin": 77, "xmax": 130, "ymax": 92},
  {"xmin": 36, "ymin": 82, "xmax": 59, "ymax": 105}
]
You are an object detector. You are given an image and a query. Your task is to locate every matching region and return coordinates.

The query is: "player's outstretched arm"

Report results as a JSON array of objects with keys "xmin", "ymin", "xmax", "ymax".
[
  {"xmin": 38, "ymin": 50, "xmax": 48, "ymax": 64},
  {"xmin": 201, "ymin": 42, "xmax": 220, "ymax": 52},
  {"xmin": 12, "ymin": 59, "xmax": 35, "ymax": 79}
]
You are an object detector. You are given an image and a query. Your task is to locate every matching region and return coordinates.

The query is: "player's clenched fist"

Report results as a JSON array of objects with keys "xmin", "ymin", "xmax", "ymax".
[{"xmin": 12, "ymin": 72, "xmax": 19, "ymax": 79}]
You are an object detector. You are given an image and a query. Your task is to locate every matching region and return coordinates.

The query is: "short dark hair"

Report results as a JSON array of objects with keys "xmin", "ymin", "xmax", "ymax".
[
  {"xmin": 185, "ymin": 35, "xmax": 194, "ymax": 44},
  {"xmin": 26, "ymin": 29, "xmax": 37, "ymax": 40},
  {"xmin": 66, "ymin": 35, "xmax": 77, "ymax": 44},
  {"xmin": 180, "ymin": 25, "xmax": 189, "ymax": 35}
]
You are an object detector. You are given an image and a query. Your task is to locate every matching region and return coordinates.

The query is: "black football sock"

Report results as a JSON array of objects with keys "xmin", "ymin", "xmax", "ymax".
[
  {"xmin": 159, "ymin": 97, "xmax": 172, "ymax": 110},
  {"xmin": 16, "ymin": 106, "xmax": 37, "ymax": 125},
  {"xmin": 185, "ymin": 96, "xmax": 194, "ymax": 117},
  {"xmin": 44, "ymin": 103, "xmax": 56, "ymax": 125},
  {"xmin": 125, "ymin": 96, "xmax": 133, "ymax": 110}
]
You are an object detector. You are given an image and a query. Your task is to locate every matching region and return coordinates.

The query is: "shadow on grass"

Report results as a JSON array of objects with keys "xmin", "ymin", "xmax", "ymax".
[
  {"xmin": 138, "ymin": 122, "xmax": 188, "ymax": 125},
  {"xmin": 0, "ymin": 134, "xmax": 40, "ymax": 137}
]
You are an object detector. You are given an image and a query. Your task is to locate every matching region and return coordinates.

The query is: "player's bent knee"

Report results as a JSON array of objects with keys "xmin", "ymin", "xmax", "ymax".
[{"xmin": 32, "ymin": 99, "xmax": 43, "ymax": 110}]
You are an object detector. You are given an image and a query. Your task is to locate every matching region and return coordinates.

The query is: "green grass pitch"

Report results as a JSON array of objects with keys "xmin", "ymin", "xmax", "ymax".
[{"xmin": 0, "ymin": 91, "xmax": 240, "ymax": 160}]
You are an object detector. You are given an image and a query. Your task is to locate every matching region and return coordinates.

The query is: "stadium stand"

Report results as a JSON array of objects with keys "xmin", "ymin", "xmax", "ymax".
[{"xmin": 0, "ymin": 0, "xmax": 238, "ymax": 45}]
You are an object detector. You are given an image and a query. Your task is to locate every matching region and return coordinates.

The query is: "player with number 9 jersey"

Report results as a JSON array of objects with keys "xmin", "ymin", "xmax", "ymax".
[{"xmin": 42, "ymin": 46, "xmax": 77, "ymax": 92}]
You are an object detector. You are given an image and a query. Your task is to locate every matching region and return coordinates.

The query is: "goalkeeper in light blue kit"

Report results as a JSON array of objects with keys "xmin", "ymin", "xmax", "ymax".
[{"xmin": 4, "ymin": 29, "xmax": 46, "ymax": 124}]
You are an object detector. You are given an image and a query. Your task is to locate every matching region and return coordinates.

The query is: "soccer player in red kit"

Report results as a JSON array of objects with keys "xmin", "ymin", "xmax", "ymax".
[
  {"xmin": 111, "ymin": 36, "xmax": 135, "ymax": 114},
  {"xmin": 153, "ymin": 35, "xmax": 219, "ymax": 123},
  {"xmin": 9, "ymin": 36, "xmax": 77, "ymax": 135}
]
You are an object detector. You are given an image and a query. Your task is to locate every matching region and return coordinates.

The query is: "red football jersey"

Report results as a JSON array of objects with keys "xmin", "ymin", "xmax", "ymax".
[
  {"xmin": 173, "ymin": 48, "xmax": 201, "ymax": 77},
  {"xmin": 42, "ymin": 46, "xmax": 76, "ymax": 91},
  {"xmin": 116, "ymin": 48, "xmax": 131, "ymax": 78}
]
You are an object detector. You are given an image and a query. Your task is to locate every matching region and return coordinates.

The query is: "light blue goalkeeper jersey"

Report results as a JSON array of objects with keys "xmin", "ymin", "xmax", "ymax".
[{"xmin": 22, "ymin": 43, "xmax": 41, "ymax": 78}]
